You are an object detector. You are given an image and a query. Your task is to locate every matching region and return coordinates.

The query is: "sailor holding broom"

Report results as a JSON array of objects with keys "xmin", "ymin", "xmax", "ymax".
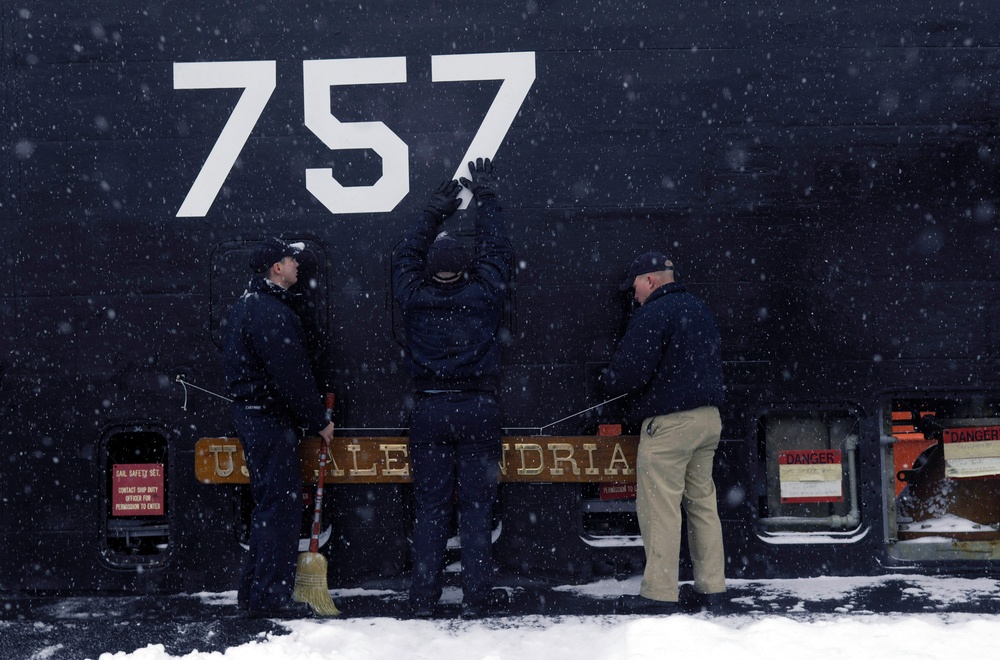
[{"xmin": 224, "ymin": 237, "xmax": 339, "ymax": 618}]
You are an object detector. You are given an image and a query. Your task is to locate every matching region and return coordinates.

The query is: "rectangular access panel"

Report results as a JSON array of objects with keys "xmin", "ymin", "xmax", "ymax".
[{"xmin": 756, "ymin": 410, "xmax": 861, "ymax": 539}]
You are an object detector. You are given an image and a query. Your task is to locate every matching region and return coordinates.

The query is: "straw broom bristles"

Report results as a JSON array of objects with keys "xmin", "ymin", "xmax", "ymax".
[{"xmin": 293, "ymin": 550, "xmax": 340, "ymax": 616}]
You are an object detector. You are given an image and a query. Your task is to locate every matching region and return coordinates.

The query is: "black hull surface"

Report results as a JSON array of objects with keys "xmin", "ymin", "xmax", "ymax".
[{"xmin": 3, "ymin": 1, "xmax": 1000, "ymax": 594}]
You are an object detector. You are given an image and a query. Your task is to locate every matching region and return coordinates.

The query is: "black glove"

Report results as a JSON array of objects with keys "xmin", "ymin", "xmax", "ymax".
[
  {"xmin": 425, "ymin": 179, "xmax": 462, "ymax": 220},
  {"xmin": 460, "ymin": 157, "xmax": 496, "ymax": 198}
]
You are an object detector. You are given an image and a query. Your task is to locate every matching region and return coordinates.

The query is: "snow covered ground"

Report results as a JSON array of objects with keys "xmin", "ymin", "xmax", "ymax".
[
  {"xmin": 45, "ymin": 574, "xmax": 1000, "ymax": 660},
  {"xmin": 113, "ymin": 615, "xmax": 1000, "ymax": 660},
  {"xmin": 102, "ymin": 612, "xmax": 1000, "ymax": 660}
]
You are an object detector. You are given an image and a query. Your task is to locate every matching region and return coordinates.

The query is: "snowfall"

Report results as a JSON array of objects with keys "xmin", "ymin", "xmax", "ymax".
[{"xmin": 96, "ymin": 574, "xmax": 1000, "ymax": 660}]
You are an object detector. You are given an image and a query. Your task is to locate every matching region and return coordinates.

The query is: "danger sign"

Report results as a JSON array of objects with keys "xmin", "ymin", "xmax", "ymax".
[
  {"xmin": 112, "ymin": 463, "xmax": 165, "ymax": 516},
  {"xmin": 942, "ymin": 427, "xmax": 1000, "ymax": 479},
  {"xmin": 778, "ymin": 450, "xmax": 843, "ymax": 503}
]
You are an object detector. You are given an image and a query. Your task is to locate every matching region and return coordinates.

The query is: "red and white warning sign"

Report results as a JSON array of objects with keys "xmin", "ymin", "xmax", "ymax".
[
  {"xmin": 112, "ymin": 463, "xmax": 165, "ymax": 516},
  {"xmin": 778, "ymin": 450, "xmax": 843, "ymax": 503},
  {"xmin": 600, "ymin": 482, "xmax": 637, "ymax": 500},
  {"xmin": 942, "ymin": 427, "xmax": 1000, "ymax": 479}
]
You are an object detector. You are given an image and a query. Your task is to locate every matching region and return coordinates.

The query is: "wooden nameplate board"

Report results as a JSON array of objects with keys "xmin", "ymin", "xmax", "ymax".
[{"xmin": 195, "ymin": 436, "xmax": 639, "ymax": 484}]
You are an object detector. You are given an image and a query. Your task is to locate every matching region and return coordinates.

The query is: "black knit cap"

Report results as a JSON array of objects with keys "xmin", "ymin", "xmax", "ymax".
[
  {"xmin": 249, "ymin": 237, "xmax": 299, "ymax": 273},
  {"xmin": 619, "ymin": 251, "xmax": 672, "ymax": 290},
  {"xmin": 426, "ymin": 233, "xmax": 472, "ymax": 275}
]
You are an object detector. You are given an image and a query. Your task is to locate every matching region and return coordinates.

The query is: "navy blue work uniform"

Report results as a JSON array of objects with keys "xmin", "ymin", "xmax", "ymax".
[
  {"xmin": 224, "ymin": 276, "xmax": 329, "ymax": 612},
  {"xmin": 392, "ymin": 188, "xmax": 512, "ymax": 612},
  {"xmin": 601, "ymin": 282, "xmax": 725, "ymax": 424}
]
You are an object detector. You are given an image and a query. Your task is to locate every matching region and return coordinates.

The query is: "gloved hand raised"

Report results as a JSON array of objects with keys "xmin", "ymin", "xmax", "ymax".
[
  {"xmin": 460, "ymin": 157, "xmax": 496, "ymax": 198},
  {"xmin": 425, "ymin": 179, "xmax": 462, "ymax": 220}
]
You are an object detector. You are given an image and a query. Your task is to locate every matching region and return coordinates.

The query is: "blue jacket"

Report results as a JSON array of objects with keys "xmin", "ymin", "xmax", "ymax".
[
  {"xmin": 601, "ymin": 282, "xmax": 724, "ymax": 423},
  {"xmin": 392, "ymin": 197, "xmax": 513, "ymax": 392},
  {"xmin": 223, "ymin": 277, "xmax": 328, "ymax": 432}
]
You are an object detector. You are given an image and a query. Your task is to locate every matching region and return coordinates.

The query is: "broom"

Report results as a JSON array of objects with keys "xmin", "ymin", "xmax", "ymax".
[{"xmin": 293, "ymin": 392, "xmax": 341, "ymax": 616}]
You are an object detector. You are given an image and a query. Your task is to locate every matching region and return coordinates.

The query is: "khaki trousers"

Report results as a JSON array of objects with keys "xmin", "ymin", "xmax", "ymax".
[{"xmin": 636, "ymin": 406, "xmax": 726, "ymax": 601}]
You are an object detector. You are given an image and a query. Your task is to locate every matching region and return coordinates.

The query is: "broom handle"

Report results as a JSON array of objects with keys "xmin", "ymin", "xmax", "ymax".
[{"xmin": 308, "ymin": 393, "xmax": 335, "ymax": 554}]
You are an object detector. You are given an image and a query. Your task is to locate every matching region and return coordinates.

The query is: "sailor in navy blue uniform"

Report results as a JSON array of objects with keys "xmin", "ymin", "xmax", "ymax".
[
  {"xmin": 392, "ymin": 159, "xmax": 513, "ymax": 618},
  {"xmin": 224, "ymin": 237, "xmax": 335, "ymax": 618}
]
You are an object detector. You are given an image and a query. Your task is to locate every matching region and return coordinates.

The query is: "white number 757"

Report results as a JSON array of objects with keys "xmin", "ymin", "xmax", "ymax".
[{"xmin": 173, "ymin": 52, "xmax": 535, "ymax": 217}]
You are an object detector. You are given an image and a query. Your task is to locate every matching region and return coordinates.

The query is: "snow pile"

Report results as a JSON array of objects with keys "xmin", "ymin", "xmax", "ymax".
[
  {"xmin": 93, "ymin": 574, "xmax": 1000, "ymax": 660},
  {"xmin": 99, "ymin": 613, "xmax": 1000, "ymax": 660}
]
